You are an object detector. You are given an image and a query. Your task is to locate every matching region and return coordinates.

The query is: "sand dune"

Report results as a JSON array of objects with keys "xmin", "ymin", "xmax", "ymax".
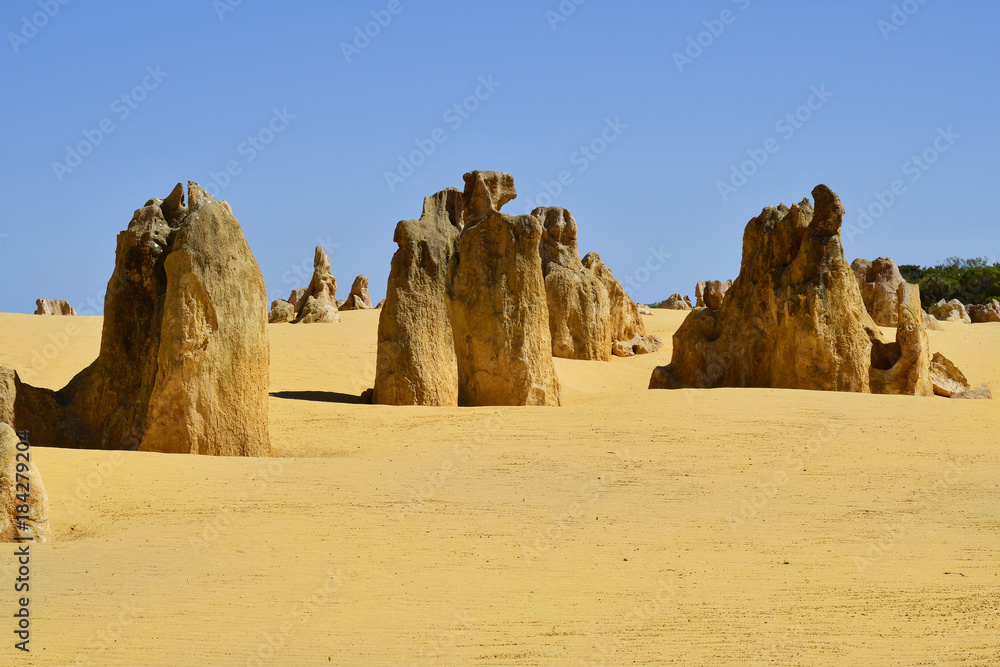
[{"xmin": 2, "ymin": 310, "xmax": 998, "ymax": 665}]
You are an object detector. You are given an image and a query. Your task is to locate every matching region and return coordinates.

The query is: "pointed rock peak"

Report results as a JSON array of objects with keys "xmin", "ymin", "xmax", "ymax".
[
  {"xmin": 534, "ymin": 207, "xmax": 578, "ymax": 247},
  {"xmin": 314, "ymin": 245, "xmax": 331, "ymax": 271},
  {"xmin": 187, "ymin": 181, "xmax": 214, "ymax": 211},
  {"xmin": 421, "ymin": 188, "xmax": 465, "ymax": 231},
  {"xmin": 462, "ymin": 171, "xmax": 517, "ymax": 220},
  {"xmin": 810, "ymin": 184, "xmax": 844, "ymax": 235},
  {"xmin": 161, "ymin": 182, "xmax": 187, "ymax": 223}
]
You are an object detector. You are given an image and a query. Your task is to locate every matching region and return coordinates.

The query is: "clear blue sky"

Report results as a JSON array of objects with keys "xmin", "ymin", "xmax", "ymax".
[{"xmin": 1, "ymin": 0, "xmax": 997, "ymax": 314}]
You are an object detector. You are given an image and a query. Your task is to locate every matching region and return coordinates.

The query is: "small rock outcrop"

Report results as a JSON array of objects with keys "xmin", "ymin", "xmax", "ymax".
[
  {"xmin": 0, "ymin": 424, "xmax": 50, "ymax": 542},
  {"xmin": 650, "ymin": 185, "xmax": 973, "ymax": 398},
  {"xmin": 923, "ymin": 312, "xmax": 944, "ymax": 331},
  {"xmin": 953, "ymin": 385, "xmax": 993, "ymax": 400},
  {"xmin": 268, "ymin": 299, "xmax": 296, "ymax": 323},
  {"xmin": 702, "ymin": 280, "xmax": 733, "ymax": 310},
  {"xmin": 270, "ymin": 248, "xmax": 341, "ymax": 324},
  {"xmin": 852, "ymin": 257, "xmax": 905, "ymax": 327},
  {"xmin": 929, "ymin": 352, "xmax": 970, "ymax": 397},
  {"xmin": 695, "ymin": 280, "xmax": 732, "ymax": 309},
  {"xmin": 288, "ymin": 288, "xmax": 307, "ymax": 312},
  {"xmin": 34, "ymin": 299, "xmax": 76, "ymax": 316},
  {"xmin": 294, "ymin": 247, "xmax": 340, "ymax": 323},
  {"xmin": 4, "ymin": 182, "xmax": 271, "ymax": 455},
  {"xmin": 340, "ymin": 275, "xmax": 373, "ymax": 311},
  {"xmin": 446, "ymin": 171, "xmax": 561, "ymax": 406},
  {"xmin": 374, "ymin": 188, "xmax": 465, "ymax": 406},
  {"xmin": 967, "ymin": 300, "xmax": 1000, "ymax": 323},
  {"xmin": 869, "ymin": 283, "xmax": 933, "ymax": 396},
  {"xmin": 660, "ymin": 294, "xmax": 692, "ymax": 310},
  {"xmin": 535, "ymin": 206, "xmax": 612, "ymax": 361},
  {"xmin": 929, "ymin": 299, "xmax": 971, "ymax": 324}
]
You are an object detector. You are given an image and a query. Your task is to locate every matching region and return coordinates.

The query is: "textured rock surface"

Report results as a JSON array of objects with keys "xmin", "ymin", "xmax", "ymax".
[
  {"xmin": 869, "ymin": 283, "xmax": 933, "ymax": 397},
  {"xmin": 373, "ymin": 188, "xmax": 465, "ymax": 406},
  {"xmin": 929, "ymin": 352, "xmax": 970, "ymax": 397},
  {"xmin": 0, "ymin": 424, "xmax": 50, "ymax": 542},
  {"xmin": 6, "ymin": 182, "xmax": 270, "ymax": 455},
  {"xmin": 929, "ymin": 299, "xmax": 971, "ymax": 324},
  {"xmin": 923, "ymin": 312, "xmax": 944, "ymax": 331},
  {"xmin": 446, "ymin": 171, "xmax": 561, "ymax": 406},
  {"xmin": 581, "ymin": 253, "xmax": 659, "ymax": 355},
  {"xmin": 340, "ymin": 275, "xmax": 373, "ymax": 311},
  {"xmin": 650, "ymin": 186, "xmax": 876, "ymax": 392},
  {"xmin": 952, "ymin": 385, "xmax": 993, "ymax": 400},
  {"xmin": 967, "ymin": 300, "xmax": 1000, "ymax": 323},
  {"xmin": 293, "ymin": 246, "xmax": 339, "ymax": 323},
  {"xmin": 702, "ymin": 280, "xmax": 733, "ymax": 311},
  {"xmin": 287, "ymin": 288, "xmax": 307, "ymax": 313},
  {"xmin": 852, "ymin": 257, "xmax": 905, "ymax": 327},
  {"xmin": 612, "ymin": 333, "xmax": 663, "ymax": 357},
  {"xmin": 298, "ymin": 296, "xmax": 339, "ymax": 324},
  {"xmin": 34, "ymin": 299, "xmax": 76, "ymax": 316},
  {"xmin": 661, "ymin": 294, "xmax": 692, "ymax": 310},
  {"xmin": 535, "ymin": 206, "xmax": 612, "ymax": 361},
  {"xmin": 0, "ymin": 368, "xmax": 13, "ymax": 427},
  {"xmin": 268, "ymin": 299, "xmax": 296, "ymax": 323}
]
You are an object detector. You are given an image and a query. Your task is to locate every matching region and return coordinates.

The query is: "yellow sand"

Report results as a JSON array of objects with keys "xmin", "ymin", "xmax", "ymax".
[{"xmin": 1, "ymin": 310, "xmax": 998, "ymax": 666}]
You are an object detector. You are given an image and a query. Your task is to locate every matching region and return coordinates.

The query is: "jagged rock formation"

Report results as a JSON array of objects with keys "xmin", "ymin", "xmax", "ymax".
[
  {"xmin": 703, "ymin": 280, "xmax": 733, "ymax": 310},
  {"xmin": 695, "ymin": 280, "xmax": 732, "ymax": 309},
  {"xmin": 373, "ymin": 188, "xmax": 465, "ymax": 406},
  {"xmin": 869, "ymin": 283, "xmax": 933, "ymax": 396},
  {"xmin": 288, "ymin": 288, "xmax": 307, "ymax": 312},
  {"xmin": 852, "ymin": 257, "xmax": 905, "ymax": 327},
  {"xmin": 929, "ymin": 299, "xmax": 971, "ymax": 324},
  {"xmin": 0, "ymin": 370, "xmax": 14, "ymax": 426},
  {"xmin": 340, "ymin": 275, "xmax": 373, "ymax": 311},
  {"xmin": 34, "ymin": 299, "xmax": 76, "ymax": 316},
  {"xmin": 295, "ymin": 247, "xmax": 340, "ymax": 323},
  {"xmin": 929, "ymin": 353, "xmax": 970, "ymax": 397},
  {"xmin": 582, "ymin": 253, "xmax": 661, "ymax": 357},
  {"xmin": 953, "ymin": 385, "xmax": 993, "ymax": 399},
  {"xmin": 446, "ymin": 171, "xmax": 561, "ymax": 406},
  {"xmin": 0, "ymin": 424, "xmax": 50, "ymax": 542},
  {"xmin": 923, "ymin": 312, "xmax": 944, "ymax": 331},
  {"xmin": 268, "ymin": 299, "xmax": 295, "ymax": 323},
  {"xmin": 967, "ymin": 300, "xmax": 1000, "ymax": 323},
  {"xmin": 3, "ymin": 182, "xmax": 271, "ymax": 455},
  {"xmin": 650, "ymin": 185, "xmax": 975, "ymax": 398},
  {"xmin": 374, "ymin": 299, "xmax": 385, "ymax": 309},
  {"xmin": 660, "ymin": 294, "xmax": 692, "ymax": 310},
  {"xmin": 535, "ymin": 206, "xmax": 612, "ymax": 361}
]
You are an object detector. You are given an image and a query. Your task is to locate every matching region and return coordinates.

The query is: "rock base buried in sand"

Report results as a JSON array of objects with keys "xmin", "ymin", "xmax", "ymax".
[
  {"xmin": 929, "ymin": 298, "xmax": 971, "ymax": 324},
  {"xmin": 5, "ymin": 182, "xmax": 271, "ymax": 456},
  {"xmin": 650, "ymin": 185, "xmax": 979, "ymax": 398},
  {"xmin": 0, "ymin": 424, "xmax": 50, "ymax": 542},
  {"xmin": 852, "ymin": 257, "xmax": 905, "ymax": 327},
  {"xmin": 967, "ymin": 300, "xmax": 1000, "ymax": 324},
  {"xmin": 340, "ymin": 275, "xmax": 373, "ymax": 311},
  {"xmin": 34, "ymin": 299, "xmax": 76, "ymax": 316},
  {"xmin": 446, "ymin": 171, "xmax": 561, "ymax": 406}
]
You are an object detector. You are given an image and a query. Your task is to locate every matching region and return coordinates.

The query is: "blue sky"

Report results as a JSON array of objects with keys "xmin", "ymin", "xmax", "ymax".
[{"xmin": 1, "ymin": 0, "xmax": 997, "ymax": 314}]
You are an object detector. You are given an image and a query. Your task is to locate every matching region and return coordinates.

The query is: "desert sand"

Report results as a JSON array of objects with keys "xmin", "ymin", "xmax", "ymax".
[{"xmin": 1, "ymin": 309, "xmax": 998, "ymax": 665}]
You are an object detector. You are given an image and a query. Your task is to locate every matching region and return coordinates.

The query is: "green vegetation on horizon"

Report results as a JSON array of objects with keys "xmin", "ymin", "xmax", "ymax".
[{"xmin": 898, "ymin": 257, "xmax": 1000, "ymax": 308}]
